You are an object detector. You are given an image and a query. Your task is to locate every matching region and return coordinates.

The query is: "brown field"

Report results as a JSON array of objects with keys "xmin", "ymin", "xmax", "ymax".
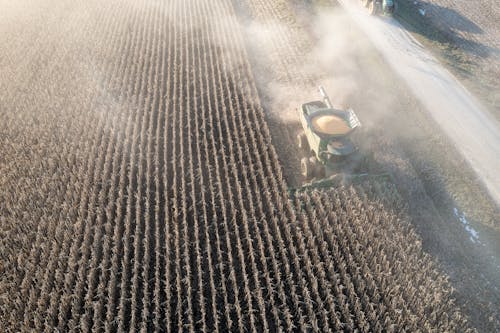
[
  {"xmin": 235, "ymin": 0, "xmax": 499, "ymax": 330},
  {"xmin": 0, "ymin": 0, "xmax": 494, "ymax": 331},
  {"xmin": 395, "ymin": 0, "xmax": 500, "ymax": 116}
]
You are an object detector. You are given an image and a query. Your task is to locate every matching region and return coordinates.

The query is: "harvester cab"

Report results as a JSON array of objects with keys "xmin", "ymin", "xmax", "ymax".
[{"xmin": 297, "ymin": 86, "xmax": 361, "ymax": 180}]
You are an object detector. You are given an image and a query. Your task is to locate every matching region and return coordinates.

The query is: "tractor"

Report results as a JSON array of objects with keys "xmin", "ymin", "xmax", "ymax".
[
  {"xmin": 297, "ymin": 86, "xmax": 362, "ymax": 180},
  {"xmin": 362, "ymin": 0, "xmax": 395, "ymax": 16}
]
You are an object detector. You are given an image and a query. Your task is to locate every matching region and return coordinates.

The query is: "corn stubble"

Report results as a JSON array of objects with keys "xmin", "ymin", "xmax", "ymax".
[{"xmin": 0, "ymin": 0, "xmax": 471, "ymax": 331}]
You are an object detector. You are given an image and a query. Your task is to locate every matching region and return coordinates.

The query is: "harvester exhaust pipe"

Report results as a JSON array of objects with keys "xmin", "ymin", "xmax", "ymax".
[{"xmin": 318, "ymin": 86, "xmax": 332, "ymax": 109}]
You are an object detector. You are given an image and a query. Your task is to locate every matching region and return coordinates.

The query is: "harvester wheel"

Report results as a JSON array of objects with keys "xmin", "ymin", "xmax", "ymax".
[
  {"xmin": 297, "ymin": 132, "xmax": 308, "ymax": 151},
  {"xmin": 309, "ymin": 157, "xmax": 324, "ymax": 179},
  {"xmin": 368, "ymin": 0, "xmax": 380, "ymax": 15},
  {"xmin": 301, "ymin": 157, "xmax": 312, "ymax": 179},
  {"xmin": 316, "ymin": 164, "xmax": 326, "ymax": 178},
  {"xmin": 386, "ymin": 3, "xmax": 395, "ymax": 15}
]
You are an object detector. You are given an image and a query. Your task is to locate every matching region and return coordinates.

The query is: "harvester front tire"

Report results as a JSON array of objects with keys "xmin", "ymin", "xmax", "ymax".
[
  {"xmin": 368, "ymin": 1, "xmax": 380, "ymax": 15},
  {"xmin": 309, "ymin": 157, "xmax": 324, "ymax": 179},
  {"xmin": 301, "ymin": 157, "xmax": 312, "ymax": 179},
  {"xmin": 386, "ymin": 3, "xmax": 395, "ymax": 15},
  {"xmin": 297, "ymin": 132, "xmax": 308, "ymax": 152},
  {"xmin": 316, "ymin": 164, "xmax": 326, "ymax": 178}
]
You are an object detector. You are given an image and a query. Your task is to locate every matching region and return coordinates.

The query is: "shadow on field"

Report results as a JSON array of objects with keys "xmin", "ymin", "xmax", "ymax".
[
  {"xmin": 395, "ymin": 0, "xmax": 500, "ymax": 59},
  {"xmin": 417, "ymin": 1, "xmax": 482, "ymax": 34}
]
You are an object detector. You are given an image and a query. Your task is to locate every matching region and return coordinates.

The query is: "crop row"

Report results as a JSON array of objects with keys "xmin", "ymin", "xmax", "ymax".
[{"xmin": 0, "ymin": 0, "xmax": 470, "ymax": 332}]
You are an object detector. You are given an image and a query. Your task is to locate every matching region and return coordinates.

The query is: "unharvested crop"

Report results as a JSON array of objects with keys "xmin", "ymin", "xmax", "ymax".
[{"xmin": 0, "ymin": 0, "xmax": 471, "ymax": 331}]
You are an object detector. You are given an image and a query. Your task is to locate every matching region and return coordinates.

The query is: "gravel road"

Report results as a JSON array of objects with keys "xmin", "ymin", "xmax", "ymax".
[
  {"xmin": 411, "ymin": 0, "xmax": 500, "ymax": 76},
  {"xmin": 339, "ymin": 0, "xmax": 500, "ymax": 208}
]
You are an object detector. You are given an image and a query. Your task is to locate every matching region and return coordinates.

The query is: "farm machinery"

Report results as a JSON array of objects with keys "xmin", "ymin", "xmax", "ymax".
[
  {"xmin": 361, "ymin": 0, "xmax": 395, "ymax": 16},
  {"xmin": 297, "ymin": 86, "xmax": 362, "ymax": 180},
  {"xmin": 296, "ymin": 86, "xmax": 390, "ymax": 187}
]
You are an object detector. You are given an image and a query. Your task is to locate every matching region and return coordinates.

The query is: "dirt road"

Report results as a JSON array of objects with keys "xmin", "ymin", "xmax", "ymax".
[{"xmin": 338, "ymin": 0, "xmax": 500, "ymax": 208}]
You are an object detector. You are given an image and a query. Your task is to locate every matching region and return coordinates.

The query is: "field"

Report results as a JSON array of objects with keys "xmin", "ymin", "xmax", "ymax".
[
  {"xmin": 0, "ymin": 0, "xmax": 492, "ymax": 331},
  {"xmin": 236, "ymin": 0, "xmax": 500, "ymax": 330},
  {"xmin": 395, "ymin": 0, "xmax": 500, "ymax": 116}
]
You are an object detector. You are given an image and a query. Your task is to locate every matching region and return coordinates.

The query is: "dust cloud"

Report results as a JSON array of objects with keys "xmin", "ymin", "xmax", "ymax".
[
  {"xmin": 339, "ymin": 0, "xmax": 500, "ymax": 206},
  {"xmin": 239, "ymin": 6, "xmax": 398, "ymax": 130}
]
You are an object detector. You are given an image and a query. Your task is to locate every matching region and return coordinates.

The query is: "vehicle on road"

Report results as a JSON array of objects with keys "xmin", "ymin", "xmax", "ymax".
[{"xmin": 362, "ymin": 0, "xmax": 395, "ymax": 16}]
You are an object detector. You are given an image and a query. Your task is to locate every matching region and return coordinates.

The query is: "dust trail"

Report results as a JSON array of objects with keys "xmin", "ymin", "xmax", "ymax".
[
  {"xmin": 338, "ymin": 0, "xmax": 500, "ymax": 207},
  {"xmin": 239, "ymin": 5, "xmax": 399, "ymax": 130}
]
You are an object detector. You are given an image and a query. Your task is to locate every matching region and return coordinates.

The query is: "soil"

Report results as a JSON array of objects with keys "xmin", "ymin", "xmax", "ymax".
[
  {"xmin": 336, "ymin": 0, "xmax": 500, "ymax": 223},
  {"xmin": 234, "ymin": 0, "xmax": 500, "ymax": 331},
  {"xmin": 0, "ymin": 0, "xmax": 492, "ymax": 331},
  {"xmin": 395, "ymin": 0, "xmax": 500, "ymax": 118}
]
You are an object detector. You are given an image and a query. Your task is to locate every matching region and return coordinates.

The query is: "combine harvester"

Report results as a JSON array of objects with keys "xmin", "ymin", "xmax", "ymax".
[
  {"xmin": 361, "ymin": 0, "xmax": 395, "ymax": 16},
  {"xmin": 296, "ymin": 86, "xmax": 390, "ymax": 189}
]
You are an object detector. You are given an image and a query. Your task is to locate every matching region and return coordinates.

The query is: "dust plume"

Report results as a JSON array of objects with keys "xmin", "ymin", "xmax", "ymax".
[{"xmin": 239, "ymin": 5, "xmax": 398, "ymax": 129}]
